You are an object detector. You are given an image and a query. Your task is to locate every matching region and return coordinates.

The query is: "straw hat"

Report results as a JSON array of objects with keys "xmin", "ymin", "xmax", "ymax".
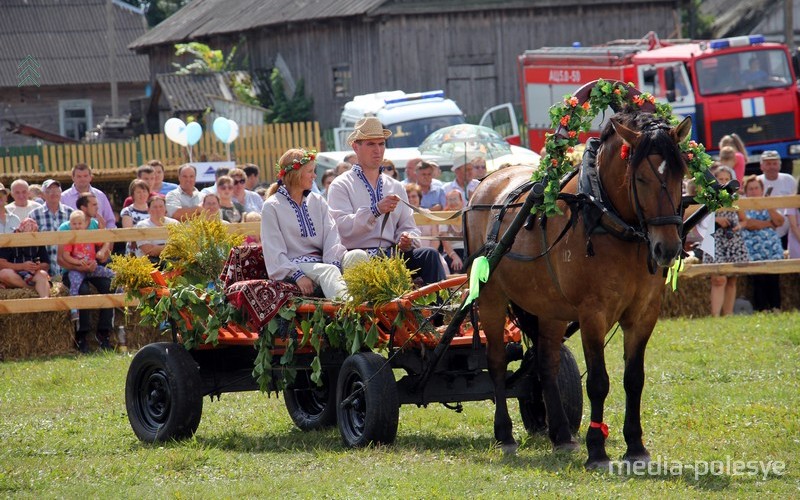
[{"xmin": 347, "ymin": 117, "xmax": 392, "ymax": 146}]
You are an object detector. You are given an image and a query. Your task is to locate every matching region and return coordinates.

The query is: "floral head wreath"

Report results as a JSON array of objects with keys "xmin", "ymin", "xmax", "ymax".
[{"xmin": 276, "ymin": 149, "xmax": 316, "ymax": 181}]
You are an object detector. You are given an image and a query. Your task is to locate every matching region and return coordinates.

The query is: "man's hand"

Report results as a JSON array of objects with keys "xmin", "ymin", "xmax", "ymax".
[
  {"xmin": 377, "ymin": 194, "xmax": 400, "ymax": 214},
  {"xmin": 398, "ymin": 232, "xmax": 414, "ymax": 252},
  {"xmin": 22, "ymin": 261, "xmax": 38, "ymax": 273},
  {"xmin": 296, "ymin": 276, "xmax": 315, "ymax": 296}
]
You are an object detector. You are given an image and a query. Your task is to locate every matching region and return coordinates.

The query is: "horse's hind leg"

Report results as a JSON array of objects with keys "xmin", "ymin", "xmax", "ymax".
[
  {"xmin": 580, "ymin": 315, "xmax": 612, "ymax": 469},
  {"xmin": 621, "ymin": 322, "xmax": 654, "ymax": 463},
  {"xmin": 479, "ymin": 296, "xmax": 517, "ymax": 452},
  {"xmin": 537, "ymin": 320, "xmax": 579, "ymax": 451}
]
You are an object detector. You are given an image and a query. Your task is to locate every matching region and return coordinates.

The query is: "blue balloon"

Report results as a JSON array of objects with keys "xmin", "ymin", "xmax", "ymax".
[
  {"xmin": 212, "ymin": 116, "xmax": 231, "ymax": 142},
  {"xmin": 185, "ymin": 122, "xmax": 202, "ymax": 146}
]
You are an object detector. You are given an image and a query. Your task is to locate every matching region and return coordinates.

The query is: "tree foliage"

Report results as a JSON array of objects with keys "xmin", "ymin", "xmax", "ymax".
[
  {"xmin": 120, "ymin": 0, "xmax": 190, "ymax": 27},
  {"xmin": 263, "ymin": 69, "xmax": 314, "ymax": 123}
]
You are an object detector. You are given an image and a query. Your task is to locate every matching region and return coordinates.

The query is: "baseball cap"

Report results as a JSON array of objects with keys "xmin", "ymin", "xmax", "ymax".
[
  {"xmin": 760, "ymin": 150, "xmax": 780, "ymax": 161},
  {"xmin": 0, "ymin": 183, "xmax": 6, "ymax": 194},
  {"xmin": 42, "ymin": 179, "xmax": 61, "ymax": 190}
]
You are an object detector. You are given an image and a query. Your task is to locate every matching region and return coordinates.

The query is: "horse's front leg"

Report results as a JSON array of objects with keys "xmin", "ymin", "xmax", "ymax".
[
  {"xmin": 580, "ymin": 314, "xmax": 612, "ymax": 469},
  {"xmin": 537, "ymin": 320, "xmax": 579, "ymax": 451},
  {"xmin": 620, "ymin": 320, "xmax": 655, "ymax": 464},
  {"xmin": 479, "ymin": 298, "xmax": 517, "ymax": 453}
]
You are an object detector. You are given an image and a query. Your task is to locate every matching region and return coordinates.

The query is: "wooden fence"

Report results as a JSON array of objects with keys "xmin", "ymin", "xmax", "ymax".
[{"xmin": 0, "ymin": 122, "xmax": 321, "ymax": 184}]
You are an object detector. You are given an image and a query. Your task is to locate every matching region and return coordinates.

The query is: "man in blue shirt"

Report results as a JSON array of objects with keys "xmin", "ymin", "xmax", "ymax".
[{"xmin": 29, "ymin": 179, "xmax": 73, "ymax": 277}]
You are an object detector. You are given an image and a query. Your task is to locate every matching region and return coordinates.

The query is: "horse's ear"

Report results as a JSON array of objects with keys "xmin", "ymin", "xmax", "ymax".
[
  {"xmin": 672, "ymin": 116, "xmax": 692, "ymax": 144},
  {"xmin": 610, "ymin": 117, "xmax": 640, "ymax": 146}
]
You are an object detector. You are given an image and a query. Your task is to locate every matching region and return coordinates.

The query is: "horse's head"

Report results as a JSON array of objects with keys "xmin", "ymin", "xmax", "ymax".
[{"xmin": 601, "ymin": 112, "xmax": 692, "ymax": 268}]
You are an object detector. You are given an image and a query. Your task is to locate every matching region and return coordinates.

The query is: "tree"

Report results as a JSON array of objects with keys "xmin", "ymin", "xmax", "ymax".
[
  {"xmin": 263, "ymin": 69, "xmax": 314, "ymax": 124},
  {"xmin": 120, "ymin": 0, "xmax": 191, "ymax": 27}
]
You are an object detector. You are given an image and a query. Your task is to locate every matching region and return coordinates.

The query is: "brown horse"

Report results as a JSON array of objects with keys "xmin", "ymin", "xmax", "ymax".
[{"xmin": 466, "ymin": 107, "xmax": 691, "ymax": 468}]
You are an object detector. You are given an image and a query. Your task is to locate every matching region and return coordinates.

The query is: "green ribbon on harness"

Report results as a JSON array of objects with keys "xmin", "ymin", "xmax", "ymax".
[
  {"xmin": 462, "ymin": 256, "xmax": 490, "ymax": 309},
  {"xmin": 665, "ymin": 255, "xmax": 684, "ymax": 292}
]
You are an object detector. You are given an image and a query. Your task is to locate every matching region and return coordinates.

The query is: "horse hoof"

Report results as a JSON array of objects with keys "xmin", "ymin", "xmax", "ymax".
[
  {"xmin": 553, "ymin": 439, "xmax": 580, "ymax": 453},
  {"xmin": 585, "ymin": 458, "xmax": 612, "ymax": 471},
  {"xmin": 622, "ymin": 453, "xmax": 651, "ymax": 466},
  {"xmin": 500, "ymin": 442, "xmax": 519, "ymax": 455}
]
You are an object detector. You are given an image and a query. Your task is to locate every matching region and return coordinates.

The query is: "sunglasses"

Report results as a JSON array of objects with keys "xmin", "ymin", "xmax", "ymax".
[
  {"xmin": 219, "ymin": 184, "xmax": 233, "ymax": 190},
  {"xmin": 233, "ymin": 179, "xmax": 246, "ymax": 185},
  {"xmin": 383, "ymin": 166, "xmax": 395, "ymax": 171}
]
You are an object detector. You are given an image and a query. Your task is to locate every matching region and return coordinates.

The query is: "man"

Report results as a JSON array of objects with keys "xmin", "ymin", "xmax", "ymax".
[
  {"xmin": 199, "ymin": 167, "xmax": 231, "ymax": 197},
  {"xmin": 327, "ymin": 117, "xmax": 446, "ymax": 285},
  {"xmin": 29, "ymin": 179, "xmax": 74, "ymax": 277},
  {"xmin": 149, "ymin": 159, "xmax": 179, "ymax": 196},
  {"xmin": 58, "ymin": 193, "xmax": 114, "ymax": 352},
  {"xmin": 443, "ymin": 156, "xmax": 475, "ymax": 201},
  {"xmin": 165, "ymin": 164, "xmax": 202, "ymax": 220},
  {"xmin": 122, "ymin": 164, "xmax": 159, "ymax": 208},
  {"xmin": 416, "ymin": 161, "xmax": 446, "ymax": 210},
  {"xmin": 6, "ymin": 179, "xmax": 43, "ymax": 220},
  {"xmin": 243, "ymin": 164, "xmax": 261, "ymax": 190},
  {"xmin": 61, "ymin": 163, "xmax": 116, "ymax": 228},
  {"xmin": 0, "ymin": 218, "xmax": 50, "ymax": 298},
  {"xmin": 402, "ymin": 158, "xmax": 421, "ymax": 185}
]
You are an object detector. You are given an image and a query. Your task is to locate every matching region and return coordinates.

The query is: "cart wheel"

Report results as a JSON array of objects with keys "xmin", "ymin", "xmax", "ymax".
[
  {"xmin": 284, "ymin": 369, "xmax": 338, "ymax": 431},
  {"xmin": 125, "ymin": 342, "xmax": 203, "ymax": 442},
  {"xmin": 519, "ymin": 343, "xmax": 583, "ymax": 435},
  {"xmin": 336, "ymin": 352, "xmax": 398, "ymax": 448}
]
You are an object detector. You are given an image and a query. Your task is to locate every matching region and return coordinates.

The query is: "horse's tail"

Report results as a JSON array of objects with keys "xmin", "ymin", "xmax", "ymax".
[{"xmin": 509, "ymin": 301, "xmax": 538, "ymax": 348}]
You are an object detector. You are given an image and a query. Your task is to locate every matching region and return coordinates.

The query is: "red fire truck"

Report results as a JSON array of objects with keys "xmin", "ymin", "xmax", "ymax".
[{"xmin": 514, "ymin": 32, "xmax": 800, "ymax": 171}]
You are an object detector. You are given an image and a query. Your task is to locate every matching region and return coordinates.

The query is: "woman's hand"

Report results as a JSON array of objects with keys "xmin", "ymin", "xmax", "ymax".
[{"xmin": 296, "ymin": 276, "xmax": 315, "ymax": 296}]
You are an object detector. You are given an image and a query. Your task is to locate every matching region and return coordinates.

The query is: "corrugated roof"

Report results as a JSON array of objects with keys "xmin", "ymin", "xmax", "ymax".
[
  {"xmin": 130, "ymin": 0, "xmax": 391, "ymax": 50},
  {"xmin": 0, "ymin": 0, "xmax": 149, "ymax": 87},
  {"xmin": 156, "ymin": 71, "xmax": 248, "ymax": 113}
]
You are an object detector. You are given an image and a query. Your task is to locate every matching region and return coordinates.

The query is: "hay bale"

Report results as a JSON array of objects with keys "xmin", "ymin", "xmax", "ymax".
[{"xmin": 0, "ymin": 283, "xmax": 73, "ymax": 361}]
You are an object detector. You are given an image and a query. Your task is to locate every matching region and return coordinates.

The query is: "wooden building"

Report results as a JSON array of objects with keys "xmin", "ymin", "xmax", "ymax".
[
  {"xmin": 0, "ymin": 0, "xmax": 149, "ymax": 148},
  {"xmin": 130, "ymin": 0, "xmax": 681, "ymax": 129}
]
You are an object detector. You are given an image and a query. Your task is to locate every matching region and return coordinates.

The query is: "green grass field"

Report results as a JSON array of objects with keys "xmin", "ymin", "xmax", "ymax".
[{"xmin": 1, "ymin": 312, "xmax": 798, "ymax": 498}]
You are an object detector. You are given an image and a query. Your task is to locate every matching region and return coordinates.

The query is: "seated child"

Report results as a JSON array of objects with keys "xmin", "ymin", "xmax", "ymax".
[
  {"xmin": 62, "ymin": 211, "xmax": 115, "ymax": 321},
  {"xmin": 243, "ymin": 211, "xmax": 262, "ymax": 244}
]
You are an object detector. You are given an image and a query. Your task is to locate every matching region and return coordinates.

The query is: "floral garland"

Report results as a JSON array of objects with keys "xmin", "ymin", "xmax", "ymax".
[
  {"xmin": 533, "ymin": 79, "xmax": 736, "ymax": 216},
  {"xmin": 276, "ymin": 149, "xmax": 317, "ymax": 180}
]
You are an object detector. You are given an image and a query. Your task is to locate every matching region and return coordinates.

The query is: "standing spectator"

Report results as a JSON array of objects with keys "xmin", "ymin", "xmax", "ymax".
[
  {"xmin": 443, "ymin": 157, "xmax": 474, "ymax": 201},
  {"xmin": 243, "ymin": 164, "xmax": 261, "ymax": 190},
  {"xmin": 416, "ymin": 161, "xmax": 446, "ymax": 210},
  {"xmin": 57, "ymin": 194, "xmax": 115, "ymax": 352},
  {"xmin": 381, "ymin": 159, "xmax": 399, "ymax": 180},
  {"xmin": 216, "ymin": 175, "xmax": 245, "ymax": 223},
  {"xmin": 30, "ymin": 179, "xmax": 74, "ymax": 277},
  {"xmin": 61, "ymin": 163, "xmax": 116, "ymax": 228},
  {"xmin": 335, "ymin": 161, "xmax": 352, "ymax": 176},
  {"xmin": 402, "ymin": 158, "xmax": 421, "ymax": 185},
  {"xmin": 122, "ymin": 164, "xmax": 158, "ymax": 208},
  {"xmin": 719, "ymin": 134, "xmax": 747, "ymax": 182},
  {"xmin": 740, "ymin": 175, "xmax": 785, "ymax": 311},
  {"xmin": 228, "ymin": 167, "xmax": 264, "ymax": 214},
  {"xmin": 165, "ymin": 164, "xmax": 202, "ymax": 220},
  {"xmin": 757, "ymin": 150, "xmax": 798, "ymax": 248},
  {"xmin": 702, "ymin": 166, "xmax": 748, "ymax": 317},
  {"xmin": 121, "ymin": 179, "xmax": 151, "ymax": 254},
  {"xmin": 0, "ymin": 218, "xmax": 50, "ymax": 298},
  {"xmin": 135, "ymin": 195, "xmax": 178, "ymax": 263},
  {"xmin": 788, "ymin": 182, "xmax": 800, "ymax": 259},
  {"xmin": 328, "ymin": 117, "xmax": 446, "ymax": 285},
  {"xmin": 320, "ymin": 169, "xmax": 337, "ymax": 197},
  {"xmin": 149, "ymin": 159, "xmax": 179, "ymax": 196},
  {"xmin": 440, "ymin": 190, "xmax": 466, "ymax": 273},
  {"xmin": 6, "ymin": 179, "xmax": 43, "ymax": 220}
]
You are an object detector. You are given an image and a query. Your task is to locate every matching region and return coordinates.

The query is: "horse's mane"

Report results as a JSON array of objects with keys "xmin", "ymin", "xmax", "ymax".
[{"xmin": 599, "ymin": 107, "xmax": 686, "ymax": 175}]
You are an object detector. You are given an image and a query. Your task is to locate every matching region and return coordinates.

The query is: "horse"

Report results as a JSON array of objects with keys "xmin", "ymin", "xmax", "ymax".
[{"xmin": 465, "ymin": 104, "xmax": 691, "ymax": 468}]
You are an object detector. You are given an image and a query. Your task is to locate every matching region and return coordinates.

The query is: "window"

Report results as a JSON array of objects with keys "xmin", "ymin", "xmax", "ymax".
[
  {"xmin": 333, "ymin": 64, "xmax": 351, "ymax": 99},
  {"xmin": 59, "ymin": 99, "xmax": 92, "ymax": 140}
]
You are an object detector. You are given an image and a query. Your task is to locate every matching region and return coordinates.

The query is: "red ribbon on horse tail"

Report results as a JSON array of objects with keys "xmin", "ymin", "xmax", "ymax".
[{"xmin": 590, "ymin": 421, "xmax": 609, "ymax": 438}]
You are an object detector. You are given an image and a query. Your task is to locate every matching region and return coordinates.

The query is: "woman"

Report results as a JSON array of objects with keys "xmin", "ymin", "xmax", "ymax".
[
  {"xmin": 440, "ymin": 190, "xmax": 466, "ymax": 273},
  {"xmin": 703, "ymin": 166, "xmax": 748, "ymax": 317},
  {"xmin": 740, "ymin": 175, "xmax": 785, "ymax": 311},
  {"xmin": 381, "ymin": 159, "xmax": 399, "ymax": 180},
  {"xmin": 404, "ymin": 183, "xmax": 439, "ymax": 249},
  {"xmin": 216, "ymin": 175, "xmax": 245, "ymax": 223},
  {"xmin": 261, "ymin": 149, "xmax": 366, "ymax": 298},
  {"xmin": 200, "ymin": 192, "xmax": 226, "ymax": 222},
  {"xmin": 230, "ymin": 167, "xmax": 264, "ymax": 214},
  {"xmin": 788, "ymin": 182, "xmax": 800, "ymax": 259},
  {"xmin": 719, "ymin": 134, "xmax": 747, "ymax": 185},
  {"xmin": 121, "ymin": 179, "xmax": 151, "ymax": 254},
  {"xmin": 134, "ymin": 195, "xmax": 178, "ymax": 262}
]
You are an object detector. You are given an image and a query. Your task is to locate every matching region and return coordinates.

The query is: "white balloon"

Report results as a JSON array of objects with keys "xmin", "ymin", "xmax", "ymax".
[
  {"xmin": 176, "ymin": 129, "xmax": 188, "ymax": 147},
  {"xmin": 225, "ymin": 119, "xmax": 239, "ymax": 144},
  {"xmin": 164, "ymin": 117, "xmax": 186, "ymax": 144}
]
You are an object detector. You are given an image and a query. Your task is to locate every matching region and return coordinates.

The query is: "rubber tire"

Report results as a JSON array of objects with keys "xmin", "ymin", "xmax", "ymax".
[
  {"xmin": 519, "ymin": 343, "xmax": 583, "ymax": 436},
  {"xmin": 125, "ymin": 342, "xmax": 203, "ymax": 442},
  {"xmin": 336, "ymin": 352, "xmax": 399, "ymax": 448},
  {"xmin": 284, "ymin": 369, "xmax": 338, "ymax": 431}
]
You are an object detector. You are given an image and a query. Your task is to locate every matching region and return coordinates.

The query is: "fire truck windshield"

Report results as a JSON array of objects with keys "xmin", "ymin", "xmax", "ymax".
[{"xmin": 695, "ymin": 49, "xmax": 792, "ymax": 96}]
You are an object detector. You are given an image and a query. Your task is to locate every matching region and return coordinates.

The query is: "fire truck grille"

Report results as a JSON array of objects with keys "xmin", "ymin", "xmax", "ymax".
[{"xmin": 711, "ymin": 113, "xmax": 795, "ymax": 147}]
